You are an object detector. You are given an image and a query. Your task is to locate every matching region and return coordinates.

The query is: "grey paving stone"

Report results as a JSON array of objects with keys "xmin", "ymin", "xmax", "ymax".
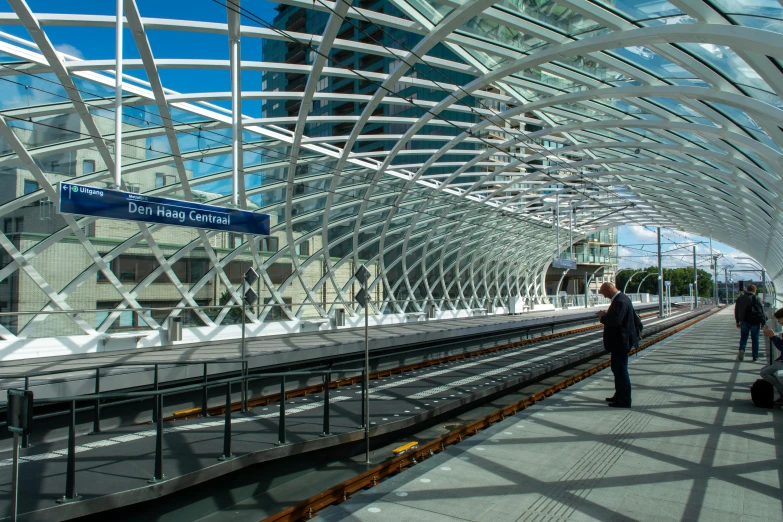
[{"xmin": 321, "ymin": 310, "xmax": 783, "ymax": 522}]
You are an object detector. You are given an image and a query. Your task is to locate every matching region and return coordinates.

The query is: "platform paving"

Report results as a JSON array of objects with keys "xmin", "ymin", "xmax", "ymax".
[
  {"xmin": 321, "ymin": 308, "xmax": 783, "ymax": 522},
  {"xmin": 0, "ymin": 311, "xmax": 684, "ymax": 521}
]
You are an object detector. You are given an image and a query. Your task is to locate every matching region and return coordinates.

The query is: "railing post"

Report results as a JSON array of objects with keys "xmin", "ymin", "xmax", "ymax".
[
  {"xmin": 148, "ymin": 393, "xmax": 165, "ymax": 483},
  {"xmin": 321, "ymin": 372, "xmax": 330, "ymax": 437},
  {"xmin": 92, "ymin": 368, "xmax": 101, "ymax": 434},
  {"xmin": 152, "ymin": 363, "xmax": 159, "ymax": 423},
  {"xmin": 359, "ymin": 369, "xmax": 366, "ymax": 429},
  {"xmin": 219, "ymin": 382, "xmax": 233, "ymax": 460},
  {"xmin": 56, "ymin": 400, "xmax": 81, "ymax": 503},
  {"xmin": 242, "ymin": 360, "xmax": 248, "ymax": 412},
  {"xmin": 201, "ymin": 363, "xmax": 208, "ymax": 417},
  {"xmin": 22, "ymin": 376, "xmax": 30, "ymax": 449},
  {"xmin": 277, "ymin": 375, "xmax": 286, "ymax": 445}
]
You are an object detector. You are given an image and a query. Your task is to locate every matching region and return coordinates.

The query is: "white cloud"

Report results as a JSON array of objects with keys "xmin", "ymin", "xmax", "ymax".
[{"xmin": 55, "ymin": 43, "xmax": 84, "ymax": 60}]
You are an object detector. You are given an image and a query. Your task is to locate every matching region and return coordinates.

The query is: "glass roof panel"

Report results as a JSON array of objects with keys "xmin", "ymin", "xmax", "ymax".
[
  {"xmin": 407, "ymin": 0, "xmax": 452, "ymax": 24},
  {"xmin": 497, "ymin": 0, "xmax": 605, "ymax": 37},
  {"xmin": 709, "ymin": 0, "xmax": 783, "ymax": 18},
  {"xmin": 731, "ymin": 15, "xmax": 783, "ymax": 34},
  {"xmin": 460, "ymin": 16, "xmax": 547, "ymax": 54},
  {"xmin": 708, "ymin": 102, "xmax": 764, "ymax": 133},
  {"xmin": 610, "ymin": 47, "xmax": 695, "ymax": 79},
  {"xmin": 639, "ymin": 15, "xmax": 697, "ymax": 27},
  {"xmin": 680, "ymin": 43, "xmax": 774, "ymax": 93},
  {"xmin": 594, "ymin": 0, "xmax": 683, "ymax": 21},
  {"xmin": 646, "ymin": 97, "xmax": 703, "ymax": 118},
  {"xmin": 556, "ymin": 55, "xmax": 627, "ymax": 82}
]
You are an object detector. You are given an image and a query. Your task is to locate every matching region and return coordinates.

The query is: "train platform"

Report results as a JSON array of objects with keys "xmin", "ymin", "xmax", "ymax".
[
  {"xmin": 0, "ymin": 307, "xmax": 685, "ymax": 521},
  {"xmin": 321, "ymin": 308, "xmax": 783, "ymax": 522}
]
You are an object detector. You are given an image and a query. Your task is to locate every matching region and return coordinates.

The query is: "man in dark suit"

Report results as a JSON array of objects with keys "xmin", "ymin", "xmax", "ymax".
[{"xmin": 595, "ymin": 282, "xmax": 639, "ymax": 408}]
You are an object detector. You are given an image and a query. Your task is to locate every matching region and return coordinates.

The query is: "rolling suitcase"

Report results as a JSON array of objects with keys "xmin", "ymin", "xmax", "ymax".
[{"xmin": 751, "ymin": 379, "xmax": 774, "ymax": 408}]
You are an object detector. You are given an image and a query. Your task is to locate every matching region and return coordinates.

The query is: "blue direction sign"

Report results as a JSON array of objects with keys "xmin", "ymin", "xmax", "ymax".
[
  {"xmin": 552, "ymin": 257, "xmax": 577, "ymax": 270},
  {"xmin": 58, "ymin": 182, "xmax": 270, "ymax": 236}
]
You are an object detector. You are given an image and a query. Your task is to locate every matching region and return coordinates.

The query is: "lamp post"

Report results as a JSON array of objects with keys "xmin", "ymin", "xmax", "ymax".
[{"xmin": 657, "ymin": 228, "xmax": 663, "ymax": 318}]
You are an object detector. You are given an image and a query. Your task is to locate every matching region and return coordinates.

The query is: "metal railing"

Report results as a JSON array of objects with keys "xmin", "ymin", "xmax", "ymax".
[
  {"xmin": 0, "ymin": 295, "xmax": 547, "ymax": 341},
  {"xmin": 9, "ymin": 366, "xmax": 363, "ymax": 503},
  {"xmin": 549, "ymin": 293, "xmax": 651, "ymax": 309},
  {"xmin": 0, "ymin": 359, "xmax": 246, "ymax": 449}
]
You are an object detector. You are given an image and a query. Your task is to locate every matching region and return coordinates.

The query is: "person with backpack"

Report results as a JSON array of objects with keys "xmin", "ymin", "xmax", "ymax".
[
  {"xmin": 760, "ymin": 308, "xmax": 783, "ymax": 406},
  {"xmin": 596, "ymin": 282, "xmax": 641, "ymax": 408},
  {"xmin": 734, "ymin": 284, "xmax": 766, "ymax": 361}
]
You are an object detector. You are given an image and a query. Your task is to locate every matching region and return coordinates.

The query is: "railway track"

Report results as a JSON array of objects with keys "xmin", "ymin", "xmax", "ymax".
[
  {"xmin": 261, "ymin": 306, "xmax": 722, "ymax": 522},
  {"xmin": 168, "ymin": 311, "xmax": 662, "ymax": 421}
]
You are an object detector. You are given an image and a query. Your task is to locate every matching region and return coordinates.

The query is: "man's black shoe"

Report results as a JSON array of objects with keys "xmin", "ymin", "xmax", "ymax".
[
  {"xmin": 608, "ymin": 402, "xmax": 631, "ymax": 408},
  {"xmin": 605, "ymin": 397, "xmax": 617, "ymax": 402}
]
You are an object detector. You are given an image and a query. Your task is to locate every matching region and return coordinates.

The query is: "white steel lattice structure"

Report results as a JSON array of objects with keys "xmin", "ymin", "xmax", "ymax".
[{"xmin": 0, "ymin": 0, "xmax": 782, "ymax": 356}]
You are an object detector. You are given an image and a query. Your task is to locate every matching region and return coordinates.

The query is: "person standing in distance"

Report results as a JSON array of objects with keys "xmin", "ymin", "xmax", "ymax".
[
  {"xmin": 735, "ymin": 284, "xmax": 765, "ymax": 361},
  {"xmin": 596, "ymin": 282, "xmax": 640, "ymax": 408}
]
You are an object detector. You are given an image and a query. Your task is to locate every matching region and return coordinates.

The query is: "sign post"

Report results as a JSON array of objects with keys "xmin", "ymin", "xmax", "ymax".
[
  {"xmin": 241, "ymin": 267, "xmax": 259, "ymax": 412},
  {"xmin": 354, "ymin": 264, "xmax": 371, "ymax": 465},
  {"xmin": 58, "ymin": 182, "xmax": 270, "ymax": 236},
  {"xmin": 8, "ymin": 389, "xmax": 33, "ymax": 522}
]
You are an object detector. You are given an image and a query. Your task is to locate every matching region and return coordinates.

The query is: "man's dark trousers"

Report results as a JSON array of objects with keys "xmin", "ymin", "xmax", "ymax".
[
  {"xmin": 610, "ymin": 348, "xmax": 631, "ymax": 406},
  {"xmin": 739, "ymin": 321, "xmax": 760, "ymax": 359}
]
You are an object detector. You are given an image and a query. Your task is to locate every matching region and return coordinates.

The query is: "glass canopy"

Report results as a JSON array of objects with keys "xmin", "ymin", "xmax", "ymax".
[{"xmin": 0, "ymin": 0, "xmax": 781, "ymax": 347}]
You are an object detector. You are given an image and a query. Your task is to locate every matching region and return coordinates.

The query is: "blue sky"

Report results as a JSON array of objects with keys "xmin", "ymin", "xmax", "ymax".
[{"xmin": 0, "ymin": 0, "xmax": 280, "ymax": 116}]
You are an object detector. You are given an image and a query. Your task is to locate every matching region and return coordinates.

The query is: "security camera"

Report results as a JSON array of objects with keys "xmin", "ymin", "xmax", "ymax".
[{"xmin": 634, "ymin": 148, "xmax": 640, "ymax": 154}]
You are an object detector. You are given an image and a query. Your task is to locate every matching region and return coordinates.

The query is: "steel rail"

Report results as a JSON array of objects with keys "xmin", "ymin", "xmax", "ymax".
[{"xmin": 167, "ymin": 310, "xmax": 660, "ymax": 420}]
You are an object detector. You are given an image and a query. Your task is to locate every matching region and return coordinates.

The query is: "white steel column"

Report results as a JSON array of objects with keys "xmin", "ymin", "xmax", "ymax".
[
  {"xmin": 555, "ymin": 192, "xmax": 560, "ymax": 258},
  {"xmin": 569, "ymin": 205, "xmax": 573, "ymax": 259},
  {"xmin": 658, "ymin": 228, "xmax": 664, "ymax": 318},
  {"xmin": 114, "ymin": 0, "xmax": 123, "ymax": 189},
  {"xmin": 228, "ymin": 0, "xmax": 241, "ymax": 208}
]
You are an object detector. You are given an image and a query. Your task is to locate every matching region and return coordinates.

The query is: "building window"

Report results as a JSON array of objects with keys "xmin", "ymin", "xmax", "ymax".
[
  {"xmin": 83, "ymin": 160, "xmax": 95, "ymax": 175},
  {"xmin": 96, "ymin": 301, "xmax": 135, "ymax": 330},
  {"xmin": 268, "ymin": 262, "xmax": 293, "ymax": 284},
  {"xmin": 227, "ymin": 261, "xmax": 253, "ymax": 284},
  {"xmin": 264, "ymin": 297, "xmax": 292, "ymax": 321},
  {"xmin": 14, "ymin": 218, "xmax": 23, "ymax": 233},
  {"xmin": 23, "ymin": 180, "xmax": 39, "ymax": 195},
  {"xmin": 3, "ymin": 219, "xmax": 12, "ymax": 234},
  {"xmin": 155, "ymin": 173, "xmax": 165, "ymax": 188},
  {"xmin": 229, "ymin": 233, "xmax": 244, "ymax": 249},
  {"xmin": 297, "ymin": 241, "xmax": 310, "ymax": 256},
  {"xmin": 262, "ymin": 236, "xmax": 279, "ymax": 252}
]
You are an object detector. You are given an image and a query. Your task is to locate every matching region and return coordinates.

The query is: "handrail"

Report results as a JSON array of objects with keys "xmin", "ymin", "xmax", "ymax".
[
  {"xmin": 0, "ymin": 358, "xmax": 246, "ymax": 381},
  {"xmin": 0, "ymin": 296, "xmax": 520, "ymax": 317},
  {"xmin": 6, "ymin": 366, "xmax": 360, "ymax": 502}
]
